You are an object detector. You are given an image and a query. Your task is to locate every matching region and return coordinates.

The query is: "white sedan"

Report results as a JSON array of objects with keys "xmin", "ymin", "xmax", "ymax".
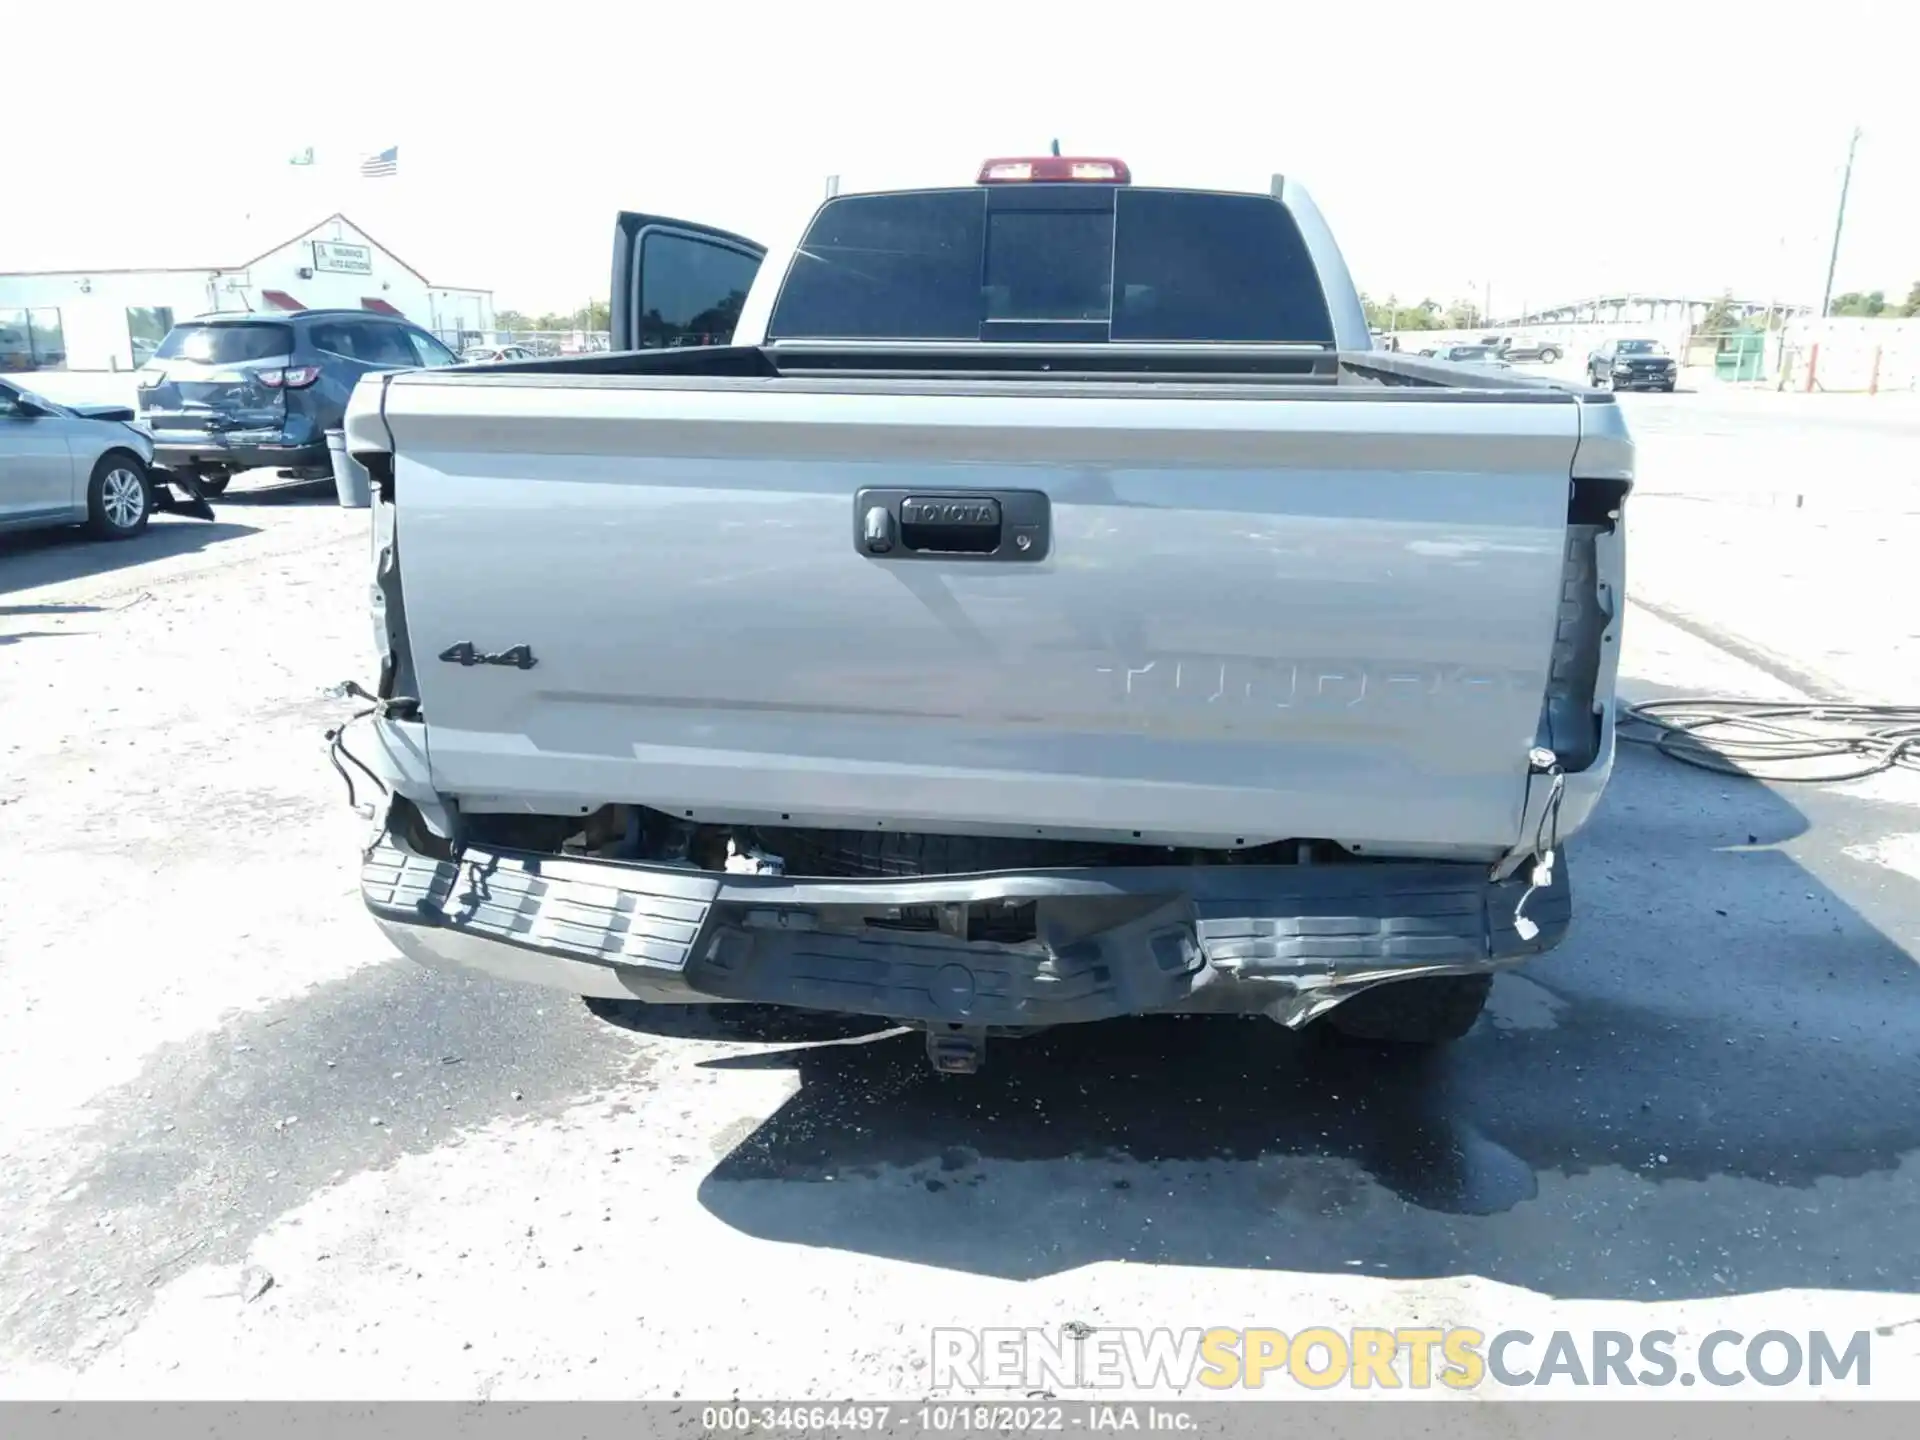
[
  {"xmin": 0, "ymin": 378, "xmax": 171, "ymax": 539},
  {"xmin": 459, "ymin": 344, "xmax": 539, "ymax": 364}
]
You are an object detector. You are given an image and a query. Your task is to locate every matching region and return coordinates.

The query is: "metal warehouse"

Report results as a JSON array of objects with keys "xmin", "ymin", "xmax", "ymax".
[{"xmin": 0, "ymin": 213, "xmax": 493, "ymax": 374}]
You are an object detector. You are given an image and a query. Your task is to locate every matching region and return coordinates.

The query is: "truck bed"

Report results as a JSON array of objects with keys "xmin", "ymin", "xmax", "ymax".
[
  {"xmin": 446, "ymin": 340, "xmax": 1586, "ymax": 391},
  {"xmin": 350, "ymin": 345, "xmax": 1627, "ymax": 863}
]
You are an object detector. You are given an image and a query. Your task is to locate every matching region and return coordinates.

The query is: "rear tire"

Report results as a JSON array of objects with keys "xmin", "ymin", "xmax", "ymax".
[
  {"xmin": 1323, "ymin": 973, "xmax": 1493, "ymax": 1045},
  {"xmin": 1539, "ymin": 347, "xmax": 1560, "ymax": 363},
  {"xmin": 85, "ymin": 451, "xmax": 152, "ymax": 540},
  {"xmin": 195, "ymin": 472, "xmax": 232, "ymax": 496}
]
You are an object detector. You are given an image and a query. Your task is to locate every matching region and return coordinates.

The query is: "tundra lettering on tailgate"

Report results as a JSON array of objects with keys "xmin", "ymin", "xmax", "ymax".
[{"xmin": 1093, "ymin": 656, "xmax": 1530, "ymax": 713}]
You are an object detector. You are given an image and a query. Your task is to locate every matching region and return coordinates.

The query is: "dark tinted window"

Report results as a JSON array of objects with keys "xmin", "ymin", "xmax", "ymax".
[
  {"xmin": 1111, "ymin": 191, "xmax": 1332, "ymax": 342},
  {"xmin": 27, "ymin": 309, "xmax": 65, "ymax": 368},
  {"xmin": 154, "ymin": 323, "xmax": 293, "ymax": 363},
  {"xmin": 127, "ymin": 307, "xmax": 173, "ymax": 367},
  {"xmin": 350, "ymin": 322, "xmax": 419, "ymax": 367},
  {"xmin": 768, "ymin": 187, "xmax": 1335, "ymax": 343},
  {"xmin": 770, "ymin": 190, "xmax": 984, "ymax": 340},
  {"xmin": 985, "ymin": 207, "xmax": 1111, "ymax": 322},
  {"xmin": 1, "ymin": 308, "xmax": 67, "ymax": 370},
  {"xmin": 0, "ymin": 311, "xmax": 29, "ymax": 372},
  {"xmin": 308, "ymin": 322, "xmax": 357, "ymax": 358},
  {"xmin": 406, "ymin": 330, "xmax": 459, "ymax": 367},
  {"xmin": 638, "ymin": 232, "xmax": 761, "ymax": 347}
]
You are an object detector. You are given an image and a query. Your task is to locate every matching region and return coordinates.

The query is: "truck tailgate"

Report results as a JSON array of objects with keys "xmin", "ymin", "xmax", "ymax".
[{"xmin": 379, "ymin": 375, "xmax": 1587, "ymax": 853}]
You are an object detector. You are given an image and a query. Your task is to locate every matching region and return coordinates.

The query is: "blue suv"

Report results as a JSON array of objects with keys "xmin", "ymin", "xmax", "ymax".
[{"xmin": 136, "ymin": 310, "xmax": 458, "ymax": 493}]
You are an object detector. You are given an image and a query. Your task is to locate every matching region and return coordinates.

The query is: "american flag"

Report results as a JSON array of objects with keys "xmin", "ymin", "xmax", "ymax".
[{"xmin": 360, "ymin": 146, "xmax": 398, "ymax": 178}]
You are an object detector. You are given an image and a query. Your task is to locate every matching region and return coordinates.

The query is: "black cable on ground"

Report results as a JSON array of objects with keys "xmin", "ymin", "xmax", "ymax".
[{"xmin": 1618, "ymin": 699, "xmax": 1920, "ymax": 783}]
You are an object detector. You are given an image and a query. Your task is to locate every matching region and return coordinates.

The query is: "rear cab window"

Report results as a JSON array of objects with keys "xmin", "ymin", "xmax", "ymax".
[
  {"xmin": 153, "ymin": 323, "xmax": 293, "ymax": 364},
  {"xmin": 767, "ymin": 187, "xmax": 1336, "ymax": 344}
]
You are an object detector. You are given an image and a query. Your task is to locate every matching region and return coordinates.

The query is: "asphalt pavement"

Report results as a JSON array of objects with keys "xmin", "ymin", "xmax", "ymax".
[{"xmin": 3, "ymin": 399, "xmax": 1919, "ymax": 1400}]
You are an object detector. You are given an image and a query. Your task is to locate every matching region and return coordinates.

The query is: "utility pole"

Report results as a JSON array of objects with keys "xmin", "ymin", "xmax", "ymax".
[{"xmin": 1819, "ymin": 126, "xmax": 1862, "ymax": 318}]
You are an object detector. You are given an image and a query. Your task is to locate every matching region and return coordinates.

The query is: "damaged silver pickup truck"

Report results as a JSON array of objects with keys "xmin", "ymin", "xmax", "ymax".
[{"xmin": 339, "ymin": 155, "xmax": 1630, "ymax": 1072}]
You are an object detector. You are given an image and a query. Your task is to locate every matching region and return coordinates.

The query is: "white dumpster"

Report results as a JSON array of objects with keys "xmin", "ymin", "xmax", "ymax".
[{"xmin": 326, "ymin": 428, "xmax": 372, "ymax": 509}]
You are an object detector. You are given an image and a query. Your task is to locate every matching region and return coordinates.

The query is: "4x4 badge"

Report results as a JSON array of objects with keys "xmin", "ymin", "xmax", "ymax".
[{"xmin": 438, "ymin": 642, "xmax": 536, "ymax": 671}]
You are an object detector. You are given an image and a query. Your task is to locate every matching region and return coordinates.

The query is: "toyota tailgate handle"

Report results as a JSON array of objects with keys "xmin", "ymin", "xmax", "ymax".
[{"xmin": 854, "ymin": 489, "xmax": 1050, "ymax": 564}]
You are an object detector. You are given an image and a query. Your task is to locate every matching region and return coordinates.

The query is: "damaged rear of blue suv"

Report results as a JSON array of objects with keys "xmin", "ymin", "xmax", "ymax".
[{"xmin": 136, "ymin": 310, "xmax": 459, "ymax": 493}]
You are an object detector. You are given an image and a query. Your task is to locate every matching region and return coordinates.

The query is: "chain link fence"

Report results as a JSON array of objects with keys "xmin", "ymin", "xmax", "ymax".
[{"xmin": 1776, "ymin": 319, "xmax": 1919, "ymax": 393}]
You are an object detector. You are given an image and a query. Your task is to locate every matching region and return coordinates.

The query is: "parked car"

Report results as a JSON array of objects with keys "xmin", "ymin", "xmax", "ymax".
[
  {"xmin": 1490, "ymin": 335, "xmax": 1563, "ymax": 363},
  {"xmin": 1586, "ymin": 339, "xmax": 1677, "ymax": 392},
  {"xmin": 1, "ymin": 378, "xmax": 179, "ymax": 539},
  {"xmin": 344, "ymin": 155, "xmax": 1632, "ymax": 1070},
  {"xmin": 134, "ymin": 310, "xmax": 459, "ymax": 494},
  {"xmin": 460, "ymin": 344, "xmax": 538, "ymax": 364},
  {"xmin": 1428, "ymin": 343, "xmax": 1513, "ymax": 369}
]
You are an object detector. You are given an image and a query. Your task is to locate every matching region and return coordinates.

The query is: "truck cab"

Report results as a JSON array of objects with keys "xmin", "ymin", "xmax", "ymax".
[{"xmin": 608, "ymin": 161, "xmax": 1370, "ymax": 356}]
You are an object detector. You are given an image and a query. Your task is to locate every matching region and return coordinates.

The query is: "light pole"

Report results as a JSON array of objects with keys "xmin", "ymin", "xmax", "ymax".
[{"xmin": 1819, "ymin": 126, "xmax": 1862, "ymax": 319}]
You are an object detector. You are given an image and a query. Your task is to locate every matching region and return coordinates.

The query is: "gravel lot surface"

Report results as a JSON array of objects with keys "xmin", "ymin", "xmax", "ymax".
[{"xmin": 3, "ymin": 392, "xmax": 1919, "ymax": 1400}]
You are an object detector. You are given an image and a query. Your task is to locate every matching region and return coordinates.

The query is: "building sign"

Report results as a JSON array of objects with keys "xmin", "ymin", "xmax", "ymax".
[{"xmin": 312, "ymin": 240, "xmax": 373, "ymax": 275}]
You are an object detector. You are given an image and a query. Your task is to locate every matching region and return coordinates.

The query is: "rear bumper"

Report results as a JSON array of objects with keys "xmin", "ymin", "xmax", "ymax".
[
  {"xmin": 145, "ymin": 411, "xmax": 329, "ymax": 473},
  {"xmin": 361, "ymin": 817, "xmax": 1571, "ymax": 1028},
  {"xmin": 151, "ymin": 436, "xmax": 331, "ymax": 472}
]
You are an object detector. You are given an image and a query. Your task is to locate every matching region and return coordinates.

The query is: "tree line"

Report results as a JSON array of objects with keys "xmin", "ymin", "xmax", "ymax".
[
  {"xmin": 1827, "ymin": 282, "xmax": 1920, "ymax": 318},
  {"xmin": 493, "ymin": 301, "xmax": 611, "ymax": 333},
  {"xmin": 1358, "ymin": 296, "xmax": 1483, "ymax": 332}
]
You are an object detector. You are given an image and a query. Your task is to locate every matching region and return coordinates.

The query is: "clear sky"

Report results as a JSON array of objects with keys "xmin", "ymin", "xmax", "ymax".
[{"xmin": 11, "ymin": 0, "xmax": 1916, "ymax": 314}]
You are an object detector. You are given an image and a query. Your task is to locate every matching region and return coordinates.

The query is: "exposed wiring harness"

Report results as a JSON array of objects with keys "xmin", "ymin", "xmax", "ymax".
[
  {"xmin": 1510, "ymin": 751, "xmax": 1566, "ymax": 943},
  {"xmin": 1619, "ymin": 699, "xmax": 1920, "ymax": 783},
  {"xmin": 325, "ymin": 680, "xmax": 409, "ymax": 820}
]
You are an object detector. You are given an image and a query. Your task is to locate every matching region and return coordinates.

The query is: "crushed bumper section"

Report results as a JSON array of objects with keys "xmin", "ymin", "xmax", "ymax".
[{"xmin": 362, "ymin": 824, "xmax": 1570, "ymax": 1027}]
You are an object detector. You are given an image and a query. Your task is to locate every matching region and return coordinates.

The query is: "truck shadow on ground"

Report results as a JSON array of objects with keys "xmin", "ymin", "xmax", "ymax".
[
  {"xmin": 0, "ymin": 601, "xmax": 103, "ymax": 648},
  {"xmin": 0, "ymin": 520, "xmax": 257, "ymax": 596},
  {"xmin": 212, "ymin": 475, "xmax": 337, "ymax": 507},
  {"xmin": 680, "ymin": 740, "xmax": 1920, "ymax": 1300}
]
